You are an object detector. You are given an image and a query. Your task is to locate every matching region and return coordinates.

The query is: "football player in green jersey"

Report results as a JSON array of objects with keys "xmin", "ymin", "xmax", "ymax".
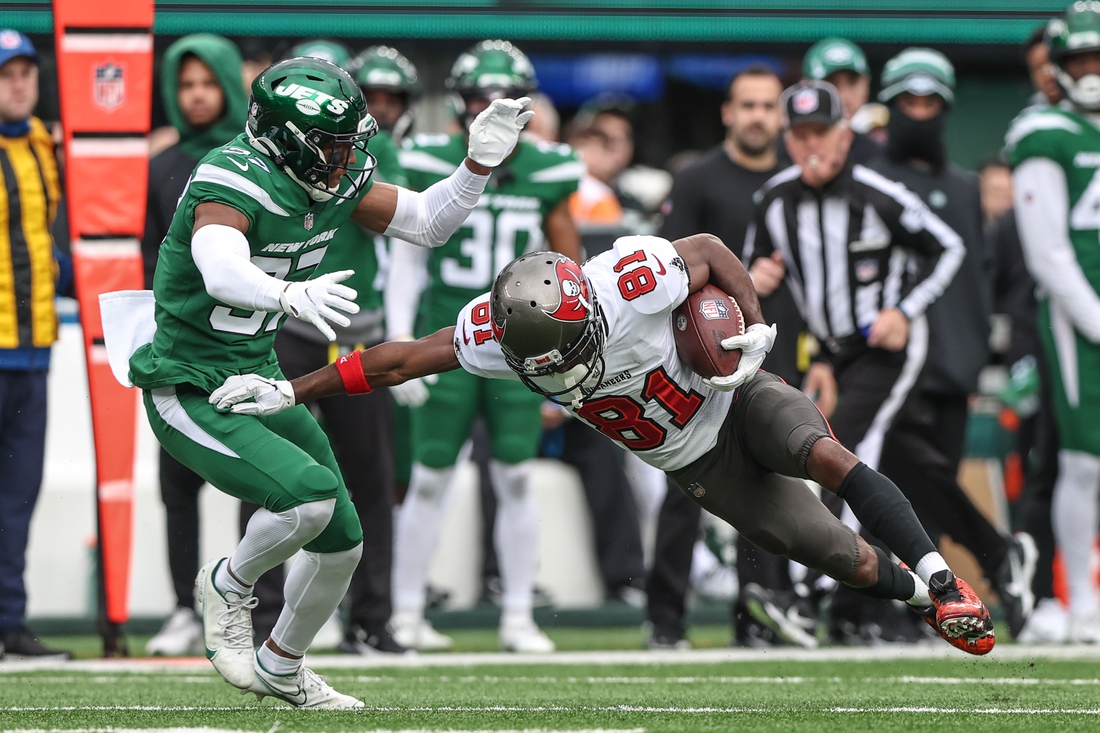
[
  {"xmin": 114, "ymin": 56, "xmax": 533, "ymax": 705},
  {"xmin": 384, "ymin": 40, "xmax": 582, "ymax": 653},
  {"xmin": 1008, "ymin": 1, "xmax": 1100, "ymax": 643}
]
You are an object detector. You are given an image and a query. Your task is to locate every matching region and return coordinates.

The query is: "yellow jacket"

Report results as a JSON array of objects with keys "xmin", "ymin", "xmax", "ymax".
[{"xmin": 0, "ymin": 116, "xmax": 60, "ymax": 353}]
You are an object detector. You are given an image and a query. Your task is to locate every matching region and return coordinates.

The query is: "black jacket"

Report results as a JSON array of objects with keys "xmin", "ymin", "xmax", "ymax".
[
  {"xmin": 142, "ymin": 144, "xmax": 200, "ymax": 289},
  {"xmin": 869, "ymin": 158, "xmax": 991, "ymax": 396}
]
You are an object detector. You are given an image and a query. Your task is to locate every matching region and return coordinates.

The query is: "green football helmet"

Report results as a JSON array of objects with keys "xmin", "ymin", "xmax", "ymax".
[
  {"xmin": 1047, "ymin": 1, "xmax": 1100, "ymax": 110},
  {"xmin": 878, "ymin": 47, "xmax": 956, "ymax": 106},
  {"xmin": 286, "ymin": 39, "xmax": 354, "ymax": 71},
  {"xmin": 354, "ymin": 45, "xmax": 421, "ymax": 138},
  {"xmin": 247, "ymin": 57, "xmax": 378, "ymax": 202},
  {"xmin": 803, "ymin": 37, "xmax": 869, "ymax": 81},
  {"xmin": 447, "ymin": 39, "xmax": 537, "ymax": 126},
  {"xmin": 355, "ymin": 45, "xmax": 420, "ymax": 96}
]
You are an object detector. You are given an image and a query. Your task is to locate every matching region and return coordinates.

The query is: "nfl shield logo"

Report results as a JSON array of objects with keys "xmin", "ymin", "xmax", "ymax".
[
  {"xmin": 304, "ymin": 212, "xmax": 314, "ymax": 231},
  {"xmin": 94, "ymin": 63, "xmax": 125, "ymax": 110},
  {"xmin": 698, "ymin": 299, "xmax": 730, "ymax": 320}
]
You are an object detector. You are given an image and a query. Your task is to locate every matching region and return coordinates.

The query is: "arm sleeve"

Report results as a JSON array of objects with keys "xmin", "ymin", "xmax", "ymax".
[
  {"xmin": 384, "ymin": 163, "xmax": 489, "ymax": 248},
  {"xmin": 384, "ymin": 238, "xmax": 429, "ymax": 340},
  {"xmin": 1014, "ymin": 157, "xmax": 1100, "ymax": 342},
  {"xmin": 191, "ymin": 224, "xmax": 286, "ymax": 312}
]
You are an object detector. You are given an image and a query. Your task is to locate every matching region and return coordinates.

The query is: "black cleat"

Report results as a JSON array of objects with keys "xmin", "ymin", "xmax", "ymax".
[
  {"xmin": 741, "ymin": 583, "xmax": 819, "ymax": 649},
  {"xmin": 337, "ymin": 623, "xmax": 413, "ymax": 656},
  {"xmin": 2, "ymin": 626, "xmax": 72, "ymax": 660},
  {"xmin": 991, "ymin": 532, "xmax": 1038, "ymax": 638}
]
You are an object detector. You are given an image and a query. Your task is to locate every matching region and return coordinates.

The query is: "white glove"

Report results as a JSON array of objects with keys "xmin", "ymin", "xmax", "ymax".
[
  {"xmin": 279, "ymin": 270, "xmax": 360, "ymax": 342},
  {"xmin": 467, "ymin": 97, "xmax": 535, "ymax": 167},
  {"xmin": 704, "ymin": 323, "xmax": 777, "ymax": 392},
  {"xmin": 209, "ymin": 375, "xmax": 295, "ymax": 416},
  {"xmin": 389, "ymin": 373, "xmax": 438, "ymax": 408}
]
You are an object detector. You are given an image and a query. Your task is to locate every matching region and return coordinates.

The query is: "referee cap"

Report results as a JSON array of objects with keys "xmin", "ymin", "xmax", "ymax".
[{"xmin": 781, "ymin": 80, "xmax": 843, "ymax": 129}]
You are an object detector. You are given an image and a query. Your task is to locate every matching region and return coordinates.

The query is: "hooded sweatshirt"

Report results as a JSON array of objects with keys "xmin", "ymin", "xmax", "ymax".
[{"xmin": 142, "ymin": 34, "xmax": 245, "ymax": 286}]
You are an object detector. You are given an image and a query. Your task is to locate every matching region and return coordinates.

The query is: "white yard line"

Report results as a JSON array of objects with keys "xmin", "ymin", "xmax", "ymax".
[
  {"xmin": 2, "ymin": 726, "xmax": 642, "ymax": 730},
  {"xmin": 6, "ymin": 704, "xmax": 1100, "ymax": 715},
  {"xmin": 0, "ymin": 643, "xmax": 1096, "ymax": 673},
  {"xmin": 8, "ymin": 674, "xmax": 1100, "ymax": 687}
]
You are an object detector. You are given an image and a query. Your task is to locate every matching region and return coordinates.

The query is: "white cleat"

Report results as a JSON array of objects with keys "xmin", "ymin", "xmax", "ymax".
[
  {"xmin": 145, "ymin": 606, "xmax": 204, "ymax": 657},
  {"xmin": 1016, "ymin": 597, "xmax": 1069, "ymax": 644},
  {"xmin": 390, "ymin": 611, "xmax": 453, "ymax": 651},
  {"xmin": 196, "ymin": 558, "xmax": 258, "ymax": 688},
  {"xmin": 243, "ymin": 655, "xmax": 364, "ymax": 709},
  {"xmin": 500, "ymin": 616, "xmax": 555, "ymax": 653},
  {"xmin": 1067, "ymin": 608, "xmax": 1100, "ymax": 644}
]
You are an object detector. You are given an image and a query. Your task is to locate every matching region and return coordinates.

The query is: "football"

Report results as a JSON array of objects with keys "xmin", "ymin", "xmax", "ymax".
[{"xmin": 672, "ymin": 283, "xmax": 746, "ymax": 379}]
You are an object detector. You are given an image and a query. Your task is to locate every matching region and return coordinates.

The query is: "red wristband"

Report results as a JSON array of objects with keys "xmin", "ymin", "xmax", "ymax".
[{"xmin": 335, "ymin": 350, "xmax": 372, "ymax": 395}]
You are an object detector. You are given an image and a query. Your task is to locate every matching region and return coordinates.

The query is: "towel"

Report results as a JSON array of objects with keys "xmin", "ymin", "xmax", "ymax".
[{"xmin": 99, "ymin": 290, "xmax": 157, "ymax": 388}]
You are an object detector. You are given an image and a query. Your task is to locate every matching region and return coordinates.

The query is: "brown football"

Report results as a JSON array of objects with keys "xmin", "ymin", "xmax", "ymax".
[{"xmin": 672, "ymin": 283, "xmax": 745, "ymax": 379}]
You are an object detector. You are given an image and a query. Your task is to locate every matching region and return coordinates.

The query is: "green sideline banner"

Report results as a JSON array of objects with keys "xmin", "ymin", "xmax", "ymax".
[{"xmin": 0, "ymin": 0, "xmax": 1075, "ymax": 44}]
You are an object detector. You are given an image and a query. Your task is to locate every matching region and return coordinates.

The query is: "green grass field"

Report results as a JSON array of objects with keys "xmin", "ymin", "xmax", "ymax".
[{"xmin": 3, "ymin": 629, "xmax": 1099, "ymax": 733}]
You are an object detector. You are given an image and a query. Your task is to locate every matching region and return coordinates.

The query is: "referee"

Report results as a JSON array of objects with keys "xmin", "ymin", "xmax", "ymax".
[{"xmin": 748, "ymin": 79, "xmax": 964, "ymax": 458}]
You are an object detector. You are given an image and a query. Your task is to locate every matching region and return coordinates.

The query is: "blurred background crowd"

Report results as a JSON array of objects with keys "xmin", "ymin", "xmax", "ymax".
[{"xmin": 1, "ymin": 2, "xmax": 1096, "ymax": 660}]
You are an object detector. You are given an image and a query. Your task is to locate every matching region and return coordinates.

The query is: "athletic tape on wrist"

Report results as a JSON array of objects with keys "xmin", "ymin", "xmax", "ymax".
[{"xmin": 335, "ymin": 350, "xmax": 372, "ymax": 395}]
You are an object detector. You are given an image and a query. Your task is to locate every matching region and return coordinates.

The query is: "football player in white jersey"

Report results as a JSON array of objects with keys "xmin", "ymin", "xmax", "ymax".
[{"xmin": 211, "ymin": 232, "xmax": 995, "ymax": 655}]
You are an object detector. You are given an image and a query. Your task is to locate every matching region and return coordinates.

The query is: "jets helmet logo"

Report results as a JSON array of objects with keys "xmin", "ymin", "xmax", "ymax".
[{"xmin": 544, "ymin": 259, "xmax": 590, "ymax": 323}]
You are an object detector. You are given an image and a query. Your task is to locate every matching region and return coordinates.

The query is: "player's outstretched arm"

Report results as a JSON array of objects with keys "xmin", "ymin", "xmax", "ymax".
[
  {"xmin": 209, "ymin": 328, "xmax": 460, "ymax": 415},
  {"xmin": 350, "ymin": 98, "xmax": 535, "ymax": 245}
]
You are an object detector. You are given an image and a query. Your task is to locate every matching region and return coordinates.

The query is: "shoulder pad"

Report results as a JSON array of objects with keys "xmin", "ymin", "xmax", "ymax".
[
  {"xmin": 1005, "ymin": 109, "xmax": 1083, "ymax": 163},
  {"xmin": 597, "ymin": 235, "xmax": 690, "ymax": 315}
]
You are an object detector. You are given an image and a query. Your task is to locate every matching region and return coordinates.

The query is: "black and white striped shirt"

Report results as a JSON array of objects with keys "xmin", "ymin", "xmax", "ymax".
[{"xmin": 744, "ymin": 163, "xmax": 964, "ymax": 345}]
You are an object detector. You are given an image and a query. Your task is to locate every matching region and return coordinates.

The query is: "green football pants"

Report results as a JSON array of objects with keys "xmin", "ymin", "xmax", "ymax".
[
  {"xmin": 410, "ymin": 368, "xmax": 543, "ymax": 468},
  {"xmin": 1039, "ymin": 301, "xmax": 1100, "ymax": 457},
  {"xmin": 143, "ymin": 385, "xmax": 363, "ymax": 553}
]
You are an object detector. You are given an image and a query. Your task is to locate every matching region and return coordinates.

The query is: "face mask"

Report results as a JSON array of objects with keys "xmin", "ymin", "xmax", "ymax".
[{"xmin": 885, "ymin": 105, "xmax": 947, "ymax": 170}]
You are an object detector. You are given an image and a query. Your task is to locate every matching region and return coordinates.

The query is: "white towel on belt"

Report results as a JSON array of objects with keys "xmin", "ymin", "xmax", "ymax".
[{"xmin": 99, "ymin": 290, "xmax": 157, "ymax": 388}]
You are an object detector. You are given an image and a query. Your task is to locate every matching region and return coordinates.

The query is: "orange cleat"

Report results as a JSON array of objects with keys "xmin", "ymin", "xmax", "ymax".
[{"xmin": 906, "ymin": 566, "xmax": 995, "ymax": 656}]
